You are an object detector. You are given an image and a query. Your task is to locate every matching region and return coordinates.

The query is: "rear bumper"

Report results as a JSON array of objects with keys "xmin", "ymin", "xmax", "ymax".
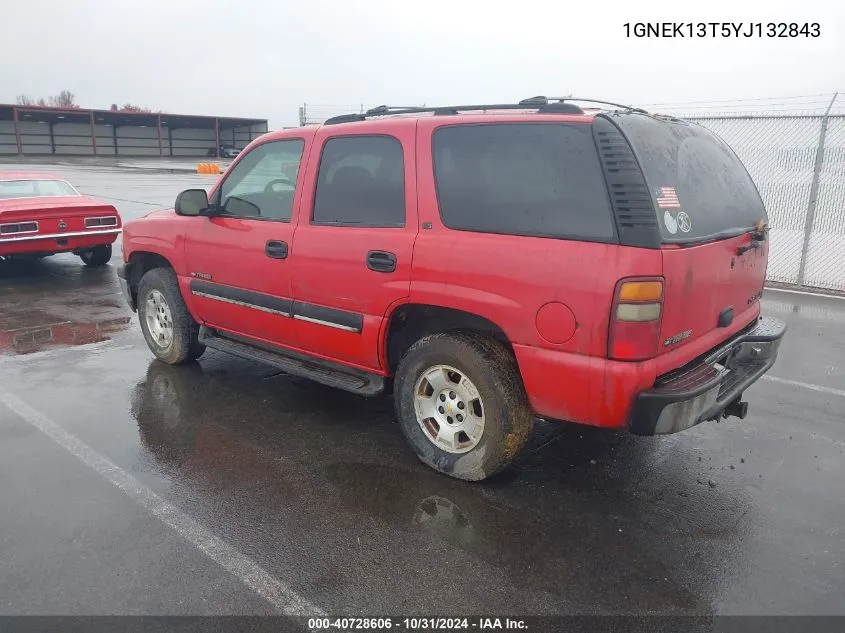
[
  {"xmin": 0, "ymin": 229, "xmax": 120, "ymax": 256},
  {"xmin": 630, "ymin": 316, "xmax": 786, "ymax": 435}
]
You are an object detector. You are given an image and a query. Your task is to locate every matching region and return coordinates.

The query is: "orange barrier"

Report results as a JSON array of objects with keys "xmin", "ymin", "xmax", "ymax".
[{"xmin": 196, "ymin": 162, "xmax": 221, "ymax": 174}]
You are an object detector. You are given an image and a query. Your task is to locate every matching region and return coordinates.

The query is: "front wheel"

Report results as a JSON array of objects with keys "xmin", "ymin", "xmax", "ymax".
[
  {"xmin": 79, "ymin": 244, "xmax": 112, "ymax": 267},
  {"xmin": 393, "ymin": 332, "xmax": 534, "ymax": 481},
  {"xmin": 137, "ymin": 267, "xmax": 205, "ymax": 365}
]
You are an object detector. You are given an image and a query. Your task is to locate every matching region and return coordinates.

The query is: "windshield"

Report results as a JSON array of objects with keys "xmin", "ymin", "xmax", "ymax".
[
  {"xmin": 611, "ymin": 114, "xmax": 767, "ymax": 242},
  {"xmin": 0, "ymin": 179, "xmax": 79, "ymax": 200}
]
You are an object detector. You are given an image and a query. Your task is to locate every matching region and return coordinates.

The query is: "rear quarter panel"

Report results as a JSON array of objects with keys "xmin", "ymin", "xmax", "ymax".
[{"xmin": 412, "ymin": 116, "xmax": 663, "ymax": 424}]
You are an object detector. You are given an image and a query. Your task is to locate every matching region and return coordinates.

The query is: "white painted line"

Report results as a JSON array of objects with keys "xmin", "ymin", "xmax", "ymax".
[
  {"xmin": 763, "ymin": 375, "xmax": 845, "ymax": 399},
  {"xmin": 0, "ymin": 387, "xmax": 324, "ymax": 617},
  {"xmin": 765, "ymin": 286, "xmax": 845, "ymax": 301}
]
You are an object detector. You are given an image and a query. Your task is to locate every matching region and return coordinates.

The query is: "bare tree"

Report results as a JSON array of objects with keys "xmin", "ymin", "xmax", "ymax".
[
  {"xmin": 117, "ymin": 103, "xmax": 153, "ymax": 113},
  {"xmin": 48, "ymin": 90, "xmax": 78, "ymax": 109},
  {"xmin": 15, "ymin": 94, "xmax": 35, "ymax": 106}
]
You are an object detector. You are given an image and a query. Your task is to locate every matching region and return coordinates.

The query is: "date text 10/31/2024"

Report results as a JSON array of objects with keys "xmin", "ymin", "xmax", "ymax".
[
  {"xmin": 308, "ymin": 618, "xmax": 528, "ymax": 630},
  {"xmin": 624, "ymin": 22, "xmax": 820, "ymax": 38}
]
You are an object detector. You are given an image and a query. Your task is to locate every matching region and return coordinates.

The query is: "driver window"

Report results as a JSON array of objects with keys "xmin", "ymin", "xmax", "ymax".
[{"xmin": 218, "ymin": 139, "xmax": 305, "ymax": 221}]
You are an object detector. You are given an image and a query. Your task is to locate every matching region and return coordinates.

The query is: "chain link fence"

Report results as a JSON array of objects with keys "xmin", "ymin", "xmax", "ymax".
[
  {"xmin": 688, "ymin": 110, "xmax": 845, "ymax": 292},
  {"xmin": 299, "ymin": 101, "xmax": 845, "ymax": 293}
]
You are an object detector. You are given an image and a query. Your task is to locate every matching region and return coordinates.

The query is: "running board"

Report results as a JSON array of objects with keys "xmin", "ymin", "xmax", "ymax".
[{"xmin": 199, "ymin": 326, "xmax": 385, "ymax": 397}]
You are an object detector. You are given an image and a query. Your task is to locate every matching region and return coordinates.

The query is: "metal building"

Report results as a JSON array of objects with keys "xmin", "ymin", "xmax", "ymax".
[{"xmin": 0, "ymin": 105, "xmax": 268, "ymax": 158}]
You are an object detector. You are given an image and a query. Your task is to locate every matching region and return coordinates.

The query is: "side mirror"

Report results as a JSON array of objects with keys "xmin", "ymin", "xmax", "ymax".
[{"xmin": 175, "ymin": 189, "xmax": 209, "ymax": 216}]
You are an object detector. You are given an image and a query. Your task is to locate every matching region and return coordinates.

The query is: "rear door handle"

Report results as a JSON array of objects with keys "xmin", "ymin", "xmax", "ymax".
[
  {"xmin": 367, "ymin": 250, "xmax": 396, "ymax": 273},
  {"xmin": 265, "ymin": 240, "xmax": 288, "ymax": 259}
]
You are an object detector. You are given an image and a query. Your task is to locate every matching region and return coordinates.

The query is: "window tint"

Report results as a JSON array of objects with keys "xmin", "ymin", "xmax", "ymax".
[
  {"xmin": 218, "ymin": 139, "xmax": 304, "ymax": 221},
  {"xmin": 433, "ymin": 123, "xmax": 616, "ymax": 241},
  {"xmin": 313, "ymin": 136, "xmax": 405, "ymax": 227}
]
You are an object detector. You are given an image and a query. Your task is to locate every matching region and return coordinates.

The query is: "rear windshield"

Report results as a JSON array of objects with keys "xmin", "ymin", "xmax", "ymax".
[
  {"xmin": 432, "ymin": 123, "xmax": 616, "ymax": 242},
  {"xmin": 0, "ymin": 179, "xmax": 78, "ymax": 199},
  {"xmin": 613, "ymin": 114, "xmax": 766, "ymax": 242}
]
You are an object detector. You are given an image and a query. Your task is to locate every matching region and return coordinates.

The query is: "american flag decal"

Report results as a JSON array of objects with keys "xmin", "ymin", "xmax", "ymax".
[{"xmin": 655, "ymin": 186, "xmax": 680, "ymax": 209}]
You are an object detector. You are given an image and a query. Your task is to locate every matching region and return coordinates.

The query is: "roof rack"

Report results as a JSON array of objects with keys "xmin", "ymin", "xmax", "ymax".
[
  {"xmin": 323, "ymin": 97, "xmax": 647, "ymax": 125},
  {"xmin": 522, "ymin": 96, "xmax": 648, "ymax": 114}
]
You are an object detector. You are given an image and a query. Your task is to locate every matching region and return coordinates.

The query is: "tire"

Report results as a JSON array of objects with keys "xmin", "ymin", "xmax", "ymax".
[
  {"xmin": 137, "ymin": 267, "xmax": 205, "ymax": 365},
  {"xmin": 79, "ymin": 244, "xmax": 112, "ymax": 267},
  {"xmin": 393, "ymin": 332, "xmax": 533, "ymax": 481}
]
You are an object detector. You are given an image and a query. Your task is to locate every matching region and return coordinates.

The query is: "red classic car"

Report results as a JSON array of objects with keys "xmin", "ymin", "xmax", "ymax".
[{"xmin": 0, "ymin": 172, "xmax": 122, "ymax": 266}]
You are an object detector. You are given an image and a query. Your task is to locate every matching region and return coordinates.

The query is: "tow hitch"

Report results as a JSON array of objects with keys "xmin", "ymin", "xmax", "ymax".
[{"xmin": 723, "ymin": 400, "xmax": 749, "ymax": 420}]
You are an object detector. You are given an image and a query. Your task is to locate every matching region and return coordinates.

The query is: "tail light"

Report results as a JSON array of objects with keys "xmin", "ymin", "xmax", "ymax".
[
  {"xmin": 1, "ymin": 221, "xmax": 39, "ymax": 235},
  {"xmin": 608, "ymin": 277, "xmax": 664, "ymax": 361},
  {"xmin": 84, "ymin": 216, "xmax": 119, "ymax": 228}
]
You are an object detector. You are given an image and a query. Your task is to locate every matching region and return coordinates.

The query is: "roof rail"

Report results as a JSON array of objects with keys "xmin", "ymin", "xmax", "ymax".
[
  {"xmin": 322, "ymin": 97, "xmax": 647, "ymax": 125},
  {"xmin": 324, "ymin": 103, "xmax": 585, "ymax": 124},
  {"xmin": 521, "ymin": 96, "xmax": 649, "ymax": 114}
]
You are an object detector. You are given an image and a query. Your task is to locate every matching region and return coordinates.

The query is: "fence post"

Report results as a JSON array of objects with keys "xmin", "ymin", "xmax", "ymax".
[
  {"xmin": 12, "ymin": 107, "xmax": 22, "ymax": 155},
  {"xmin": 214, "ymin": 117, "xmax": 220, "ymax": 158},
  {"xmin": 298, "ymin": 104, "xmax": 306, "ymax": 127},
  {"xmin": 89, "ymin": 111, "xmax": 98, "ymax": 157},
  {"xmin": 157, "ymin": 113, "xmax": 164, "ymax": 157},
  {"xmin": 797, "ymin": 92, "xmax": 838, "ymax": 286}
]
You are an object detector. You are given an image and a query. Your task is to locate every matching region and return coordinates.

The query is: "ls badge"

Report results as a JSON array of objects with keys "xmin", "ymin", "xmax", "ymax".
[{"xmin": 664, "ymin": 329, "xmax": 693, "ymax": 347}]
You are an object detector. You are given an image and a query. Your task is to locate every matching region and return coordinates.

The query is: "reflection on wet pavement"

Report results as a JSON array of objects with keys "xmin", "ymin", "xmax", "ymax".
[
  {"xmin": 0, "ymin": 258, "xmax": 131, "ymax": 355},
  {"xmin": 124, "ymin": 358, "xmax": 753, "ymax": 615}
]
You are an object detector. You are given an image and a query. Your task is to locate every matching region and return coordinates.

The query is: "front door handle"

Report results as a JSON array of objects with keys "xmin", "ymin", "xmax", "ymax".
[
  {"xmin": 266, "ymin": 240, "xmax": 288, "ymax": 259},
  {"xmin": 367, "ymin": 250, "xmax": 396, "ymax": 273}
]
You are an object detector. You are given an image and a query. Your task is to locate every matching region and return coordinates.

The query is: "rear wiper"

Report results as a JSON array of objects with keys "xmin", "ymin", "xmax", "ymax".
[
  {"xmin": 737, "ymin": 228, "xmax": 768, "ymax": 255},
  {"xmin": 676, "ymin": 227, "xmax": 750, "ymax": 247},
  {"xmin": 737, "ymin": 238, "xmax": 764, "ymax": 255}
]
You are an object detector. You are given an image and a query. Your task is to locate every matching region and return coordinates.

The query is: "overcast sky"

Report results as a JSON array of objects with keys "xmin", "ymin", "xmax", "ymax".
[{"xmin": 2, "ymin": 0, "xmax": 843, "ymax": 128}]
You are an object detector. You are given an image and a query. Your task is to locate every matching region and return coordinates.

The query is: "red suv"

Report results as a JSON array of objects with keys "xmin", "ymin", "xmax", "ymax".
[{"xmin": 118, "ymin": 97, "xmax": 786, "ymax": 481}]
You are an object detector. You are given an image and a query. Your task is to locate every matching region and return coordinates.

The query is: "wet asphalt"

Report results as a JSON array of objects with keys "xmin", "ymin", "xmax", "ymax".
[{"xmin": 0, "ymin": 162, "xmax": 843, "ymax": 617}]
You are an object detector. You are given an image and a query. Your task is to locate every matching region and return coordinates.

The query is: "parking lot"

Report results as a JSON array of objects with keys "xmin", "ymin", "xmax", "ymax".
[{"xmin": 1, "ymin": 161, "xmax": 844, "ymax": 617}]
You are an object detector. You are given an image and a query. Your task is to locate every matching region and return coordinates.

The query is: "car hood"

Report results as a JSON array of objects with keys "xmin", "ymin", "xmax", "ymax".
[{"xmin": 140, "ymin": 208, "xmax": 176, "ymax": 220}]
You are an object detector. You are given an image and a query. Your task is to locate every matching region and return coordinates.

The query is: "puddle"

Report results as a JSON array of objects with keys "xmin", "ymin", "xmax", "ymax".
[{"xmin": 0, "ymin": 315, "xmax": 131, "ymax": 355}]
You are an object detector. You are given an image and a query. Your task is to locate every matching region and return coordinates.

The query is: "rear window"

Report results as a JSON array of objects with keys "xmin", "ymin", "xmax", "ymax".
[
  {"xmin": 614, "ymin": 114, "xmax": 766, "ymax": 242},
  {"xmin": 432, "ymin": 123, "xmax": 616, "ymax": 242},
  {"xmin": 0, "ymin": 179, "xmax": 78, "ymax": 199}
]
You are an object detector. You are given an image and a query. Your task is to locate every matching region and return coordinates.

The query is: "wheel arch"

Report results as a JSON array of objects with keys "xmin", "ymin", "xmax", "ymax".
[
  {"xmin": 383, "ymin": 303, "xmax": 514, "ymax": 374},
  {"xmin": 127, "ymin": 251, "xmax": 176, "ymax": 307}
]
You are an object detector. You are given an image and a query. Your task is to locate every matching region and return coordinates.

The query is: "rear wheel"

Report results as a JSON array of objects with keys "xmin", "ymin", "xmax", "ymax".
[
  {"xmin": 137, "ymin": 267, "xmax": 205, "ymax": 365},
  {"xmin": 393, "ymin": 332, "xmax": 533, "ymax": 481},
  {"xmin": 79, "ymin": 244, "xmax": 112, "ymax": 267}
]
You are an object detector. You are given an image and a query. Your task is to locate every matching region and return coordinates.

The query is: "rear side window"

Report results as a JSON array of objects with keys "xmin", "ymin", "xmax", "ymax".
[
  {"xmin": 613, "ymin": 114, "xmax": 767, "ymax": 242},
  {"xmin": 313, "ymin": 135, "xmax": 405, "ymax": 227},
  {"xmin": 432, "ymin": 123, "xmax": 616, "ymax": 241}
]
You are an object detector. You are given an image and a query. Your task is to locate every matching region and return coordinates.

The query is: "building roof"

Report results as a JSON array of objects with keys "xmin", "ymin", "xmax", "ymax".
[{"xmin": 0, "ymin": 104, "xmax": 267, "ymax": 129}]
